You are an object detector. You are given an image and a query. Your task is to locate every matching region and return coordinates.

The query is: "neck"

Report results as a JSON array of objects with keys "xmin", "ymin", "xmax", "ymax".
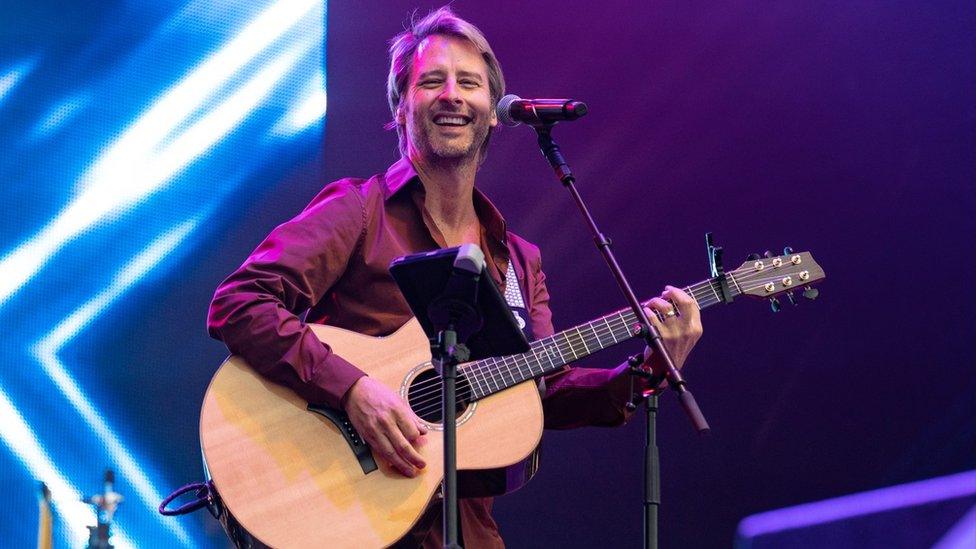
[{"xmin": 409, "ymin": 153, "xmax": 479, "ymax": 228}]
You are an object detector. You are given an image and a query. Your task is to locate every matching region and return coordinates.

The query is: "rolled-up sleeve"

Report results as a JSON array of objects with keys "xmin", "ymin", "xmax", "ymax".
[
  {"xmin": 525, "ymin": 250, "xmax": 638, "ymax": 429},
  {"xmin": 207, "ymin": 180, "xmax": 367, "ymax": 409}
]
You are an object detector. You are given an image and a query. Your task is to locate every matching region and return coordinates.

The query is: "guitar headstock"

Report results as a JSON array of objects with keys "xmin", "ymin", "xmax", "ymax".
[{"xmin": 730, "ymin": 250, "xmax": 825, "ymax": 309}]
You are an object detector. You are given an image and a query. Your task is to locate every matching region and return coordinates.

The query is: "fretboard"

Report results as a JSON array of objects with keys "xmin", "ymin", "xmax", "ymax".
[{"xmin": 461, "ymin": 273, "xmax": 741, "ymax": 400}]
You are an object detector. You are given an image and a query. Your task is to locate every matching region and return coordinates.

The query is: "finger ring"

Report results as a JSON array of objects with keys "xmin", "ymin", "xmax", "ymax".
[{"xmin": 664, "ymin": 308, "xmax": 677, "ymax": 318}]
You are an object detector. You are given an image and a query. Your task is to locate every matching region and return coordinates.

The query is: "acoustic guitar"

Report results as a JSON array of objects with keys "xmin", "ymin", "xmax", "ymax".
[{"xmin": 199, "ymin": 251, "xmax": 824, "ymax": 547}]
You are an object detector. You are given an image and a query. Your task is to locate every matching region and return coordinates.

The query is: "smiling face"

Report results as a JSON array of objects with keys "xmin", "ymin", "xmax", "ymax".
[{"xmin": 397, "ymin": 34, "xmax": 498, "ymax": 165}]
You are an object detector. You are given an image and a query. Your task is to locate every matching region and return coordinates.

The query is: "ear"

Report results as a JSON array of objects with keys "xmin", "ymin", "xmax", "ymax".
[
  {"xmin": 396, "ymin": 107, "xmax": 406, "ymax": 125},
  {"xmin": 489, "ymin": 105, "xmax": 497, "ymax": 128}
]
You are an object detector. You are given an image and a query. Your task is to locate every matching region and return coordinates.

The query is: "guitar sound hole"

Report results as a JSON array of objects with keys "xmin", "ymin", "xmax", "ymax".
[{"xmin": 407, "ymin": 368, "xmax": 471, "ymax": 424}]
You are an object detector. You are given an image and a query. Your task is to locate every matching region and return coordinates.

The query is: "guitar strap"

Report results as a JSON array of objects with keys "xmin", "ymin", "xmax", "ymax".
[{"xmin": 504, "ymin": 261, "xmax": 535, "ymax": 341}]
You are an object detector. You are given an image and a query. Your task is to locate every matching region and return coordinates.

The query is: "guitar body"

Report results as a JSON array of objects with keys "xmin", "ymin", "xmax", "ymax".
[{"xmin": 199, "ymin": 318, "xmax": 544, "ymax": 548}]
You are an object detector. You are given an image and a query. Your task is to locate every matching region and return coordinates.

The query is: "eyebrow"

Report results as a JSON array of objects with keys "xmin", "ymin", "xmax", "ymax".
[
  {"xmin": 415, "ymin": 69, "xmax": 484, "ymax": 82},
  {"xmin": 456, "ymin": 70, "xmax": 484, "ymax": 82}
]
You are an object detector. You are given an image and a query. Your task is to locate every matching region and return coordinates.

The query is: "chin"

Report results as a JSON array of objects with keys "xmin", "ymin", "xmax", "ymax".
[{"xmin": 429, "ymin": 141, "xmax": 477, "ymax": 161}]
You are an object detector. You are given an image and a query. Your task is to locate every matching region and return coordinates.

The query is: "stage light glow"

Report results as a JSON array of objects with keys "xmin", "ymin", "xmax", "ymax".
[
  {"xmin": 0, "ymin": 0, "xmax": 320, "ymax": 306},
  {"xmin": 0, "ymin": 58, "xmax": 36, "ymax": 105},
  {"xmin": 737, "ymin": 470, "xmax": 976, "ymax": 538},
  {"xmin": 933, "ymin": 504, "xmax": 976, "ymax": 549},
  {"xmin": 272, "ymin": 73, "xmax": 328, "ymax": 136},
  {"xmin": 30, "ymin": 93, "xmax": 92, "ymax": 140}
]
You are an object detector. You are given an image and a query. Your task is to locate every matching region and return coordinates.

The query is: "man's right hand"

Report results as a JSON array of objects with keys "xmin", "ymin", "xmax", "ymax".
[{"xmin": 342, "ymin": 376, "xmax": 429, "ymax": 477}]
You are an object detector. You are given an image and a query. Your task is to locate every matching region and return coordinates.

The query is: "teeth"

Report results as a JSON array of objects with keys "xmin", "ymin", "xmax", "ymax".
[{"xmin": 434, "ymin": 116, "xmax": 468, "ymax": 126}]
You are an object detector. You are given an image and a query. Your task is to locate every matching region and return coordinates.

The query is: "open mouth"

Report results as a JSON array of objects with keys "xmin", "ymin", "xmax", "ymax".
[{"xmin": 433, "ymin": 114, "xmax": 471, "ymax": 127}]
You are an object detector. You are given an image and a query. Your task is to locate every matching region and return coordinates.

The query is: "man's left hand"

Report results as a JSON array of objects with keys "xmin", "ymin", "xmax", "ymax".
[{"xmin": 642, "ymin": 285, "xmax": 703, "ymax": 377}]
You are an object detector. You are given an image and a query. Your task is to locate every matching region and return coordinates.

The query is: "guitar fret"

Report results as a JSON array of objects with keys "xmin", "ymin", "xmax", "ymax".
[
  {"xmin": 684, "ymin": 285, "xmax": 701, "ymax": 309},
  {"xmin": 461, "ymin": 364, "xmax": 476, "ymax": 398},
  {"xmin": 489, "ymin": 358, "xmax": 503, "ymax": 392},
  {"xmin": 547, "ymin": 336, "xmax": 567, "ymax": 366},
  {"xmin": 556, "ymin": 333, "xmax": 574, "ymax": 361},
  {"xmin": 527, "ymin": 346, "xmax": 544, "ymax": 377},
  {"xmin": 526, "ymin": 352, "xmax": 539, "ymax": 377},
  {"xmin": 475, "ymin": 364, "xmax": 489, "ymax": 399},
  {"xmin": 464, "ymin": 364, "xmax": 481, "ymax": 399},
  {"xmin": 502, "ymin": 356, "xmax": 516, "ymax": 387},
  {"xmin": 583, "ymin": 323, "xmax": 596, "ymax": 349},
  {"xmin": 511, "ymin": 355, "xmax": 526, "ymax": 385},
  {"xmin": 587, "ymin": 322, "xmax": 603, "ymax": 349},
  {"xmin": 476, "ymin": 360, "xmax": 488, "ymax": 393},
  {"xmin": 513, "ymin": 355, "xmax": 530, "ymax": 384},
  {"xmin": 569, "ymin": 332, "xmax": 583, "ymax": 359},
  {"xmin": 542, "ymin": 339, "xmax": 564, "ymax": 371},
  {"xmin": 538, "ymin": 342, "xmax": 559, "ymax": 372},
  {"xmin": 529, "ymin": 353, "xmax": 541, "ymax": 377},
  {"xmin": 615, "ymin": 311, "xmax": 629, "ymax": 340},
  {"xmin": 575, "ymin": 327, "xmax": 591, "ymax": 354},
  {"xmin": 604, "ymin": 317, "xmax": 618, "ymax": 344},
  {"xmin": 725, "ymin": 271, "xmax": 743, "ymax": 296},
  {"xmin": 479, "ymin": 362, "xmax": 493, "ymax": 396},
  {"xmin": 498, "ymin": 359, "xmax": 509, "ymax": 389},
  {"xmin": 516, "ymin": 355, "xmax": 529, "ymax": 381},
  {"xmin": 707, "ymin": 279, "xmax": 721, "ymax": 302},
  {"xmin": 472, "ymin": 361, "xmax": 485, "ymax": 394},
  {"xmin": 689, "ymin": 281, "xmax": 712, "ymax": 308}
]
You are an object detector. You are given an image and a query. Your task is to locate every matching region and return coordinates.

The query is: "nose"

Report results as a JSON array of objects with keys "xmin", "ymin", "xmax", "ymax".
[{"xmin": 438, "ymin": 78, "xmax": 463, "ymax": 105}]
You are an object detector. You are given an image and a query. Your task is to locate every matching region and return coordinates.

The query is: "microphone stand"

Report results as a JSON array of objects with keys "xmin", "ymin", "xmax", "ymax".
[
  {"xmin": 83, "ymin": 469, "xmax": 123, "ymax": 549},
  {"xmin": 433, "ymin": 323, "xmax": 468, "ymax": 549},
  {"xmin": 533, "ymin": 124, "xmax": 710, "ymax": 549}
]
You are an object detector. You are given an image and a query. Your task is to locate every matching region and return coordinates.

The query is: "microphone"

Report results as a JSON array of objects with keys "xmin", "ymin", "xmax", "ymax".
[{"xmin": 496, "ymin": 94, "xmax": 588, "ymax": 127}]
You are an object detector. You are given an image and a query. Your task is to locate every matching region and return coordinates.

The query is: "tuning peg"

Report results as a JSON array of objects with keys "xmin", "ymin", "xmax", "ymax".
[
  {"xmin": 803, "ymin": 286, "xmax": 819, "ymax": 300},
  {"xmin": 785, "ymin": 291, "xmax": 798, "ymax": 306},
  {"xmin": 746, "ymin": 253, "xmax": 761, "ymax": 261},
  {"xmin": 769, "ymin": 297, "xmax": 781, "ymax": 312},
  {"xmin": 764, "ymin": 250, "xmax": 775, "ymax": 258},
  {"xmin": 783, "ymin": 246, "xmax": 793, "ymax": 255}
]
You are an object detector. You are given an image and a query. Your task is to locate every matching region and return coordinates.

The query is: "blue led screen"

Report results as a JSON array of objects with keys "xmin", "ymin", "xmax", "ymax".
[{"xmin": 0, "ymin": 1, "xmax": 326, "ymax": 546}]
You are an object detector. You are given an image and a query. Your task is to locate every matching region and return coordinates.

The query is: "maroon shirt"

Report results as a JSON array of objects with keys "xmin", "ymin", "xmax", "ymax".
[{"xmin": 208, "ymin": 157, "xmax": 639, "ymax": 547}]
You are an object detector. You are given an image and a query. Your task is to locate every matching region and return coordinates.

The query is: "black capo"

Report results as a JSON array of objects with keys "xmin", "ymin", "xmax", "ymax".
[{"xmin": 706, "ymin": 232, "xmax": 734, "ymax": 304}]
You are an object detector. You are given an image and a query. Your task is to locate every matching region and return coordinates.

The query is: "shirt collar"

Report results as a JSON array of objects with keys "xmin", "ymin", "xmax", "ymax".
[
  {"xmin": 381, "ymin": 156, "xmax": 417, "ymax": 200},
  {"xmin": 382, "ymin": 157, "xmax": 508, "ymax": 245}
]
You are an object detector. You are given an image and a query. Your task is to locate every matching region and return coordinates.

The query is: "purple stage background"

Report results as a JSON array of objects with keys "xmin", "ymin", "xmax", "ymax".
[{"xmin": 203, "ymin": 1, "xmax": 974, "ymax": 546}]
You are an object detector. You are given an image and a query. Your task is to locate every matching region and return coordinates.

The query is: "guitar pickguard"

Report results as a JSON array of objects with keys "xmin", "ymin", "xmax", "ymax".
[{"xmin": 306, "ymin": 405, "xmax": 378, "ymax": 475}]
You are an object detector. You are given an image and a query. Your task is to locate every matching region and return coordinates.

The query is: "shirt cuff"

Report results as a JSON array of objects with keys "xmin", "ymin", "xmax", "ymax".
[{"xmin": 307, "ymin": 353, "xmax": 367, "ymax": 410}]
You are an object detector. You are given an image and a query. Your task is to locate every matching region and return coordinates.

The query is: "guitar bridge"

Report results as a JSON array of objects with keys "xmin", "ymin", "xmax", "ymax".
[{"xmin": 306, "ymin": 405, "xmax": 378, "ymax": 475}]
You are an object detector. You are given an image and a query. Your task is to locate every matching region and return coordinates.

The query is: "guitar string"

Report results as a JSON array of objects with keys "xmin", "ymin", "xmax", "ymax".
[
  {"xmin": 405, "ymin": 268, "xmax": 813, "ymax": 415},
  {"xmin": 407, "ymin": 303, "xmax": 683, "ymax": 414},
  {"xmin": 403, "ymin": 263, "xmax": 818, "ymax": 416},
  {"xmin": 406, "ymin": 316, "xmax": 638, "ymax": 415},
  {"xmin": 407, "ymin": 324, "xmax": 628, "ymax": 413},
  {"xmin": 403, "ymin": 263, "xmax": 817, "ymax": 414},
  {"xmin": 403, "ymin": 260, "xmax": 811, "ymax": 399},
  {"xmin": 406, "ymin": 304, "xmax": 641, "ymax": 406}
]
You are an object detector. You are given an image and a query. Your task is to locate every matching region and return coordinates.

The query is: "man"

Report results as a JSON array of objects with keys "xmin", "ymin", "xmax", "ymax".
[{"xmin": 207, "ymin": 6, "xmax": 702, "ymax": 547}]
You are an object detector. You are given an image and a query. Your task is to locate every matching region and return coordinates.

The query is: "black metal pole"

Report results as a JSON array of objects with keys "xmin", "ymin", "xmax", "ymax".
[
  {"xmin": 644, "ymin": 394, "xmax": 660, "ymax": 549},
  {"xmin": 438, "ymin": 326, "xmax": 463, "ymax": 549}
]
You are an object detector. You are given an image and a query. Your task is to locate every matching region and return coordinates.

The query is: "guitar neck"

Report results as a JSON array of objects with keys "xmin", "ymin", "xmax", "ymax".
[{"xmin": 462, "ymin": 274, "xmax": 738, "ymax": 400}]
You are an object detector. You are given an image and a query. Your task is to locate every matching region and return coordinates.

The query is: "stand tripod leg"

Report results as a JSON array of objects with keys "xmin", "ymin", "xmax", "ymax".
[{"xmin": 644, "ymin": 394, "xmax": 660, "ymax": 549}]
